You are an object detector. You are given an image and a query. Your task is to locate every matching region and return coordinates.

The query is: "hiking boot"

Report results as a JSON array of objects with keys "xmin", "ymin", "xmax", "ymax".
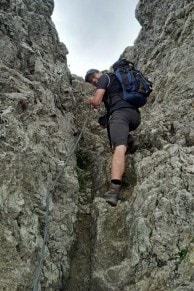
[
  {"xmin": 125, "ymin": 134, "xmax": 138, "ymax": 155},
  {"xmin": 103, "ymin": 183, "xmax": 121, "ymax": 207}
]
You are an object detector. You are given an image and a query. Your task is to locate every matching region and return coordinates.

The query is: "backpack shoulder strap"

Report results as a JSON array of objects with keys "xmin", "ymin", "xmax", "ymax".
[{"xmin": 104, "ymin": 73, "xmax": 111, "ymax": 88}]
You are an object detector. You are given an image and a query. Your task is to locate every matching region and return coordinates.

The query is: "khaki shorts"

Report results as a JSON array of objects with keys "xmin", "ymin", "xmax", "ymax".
[{"xmin": 109, "ymin": 108, "xmax": 141, "ymax": 148}]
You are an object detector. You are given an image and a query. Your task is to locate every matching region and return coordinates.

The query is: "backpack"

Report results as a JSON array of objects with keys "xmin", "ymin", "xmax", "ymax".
[{"xmin": 112, "ymin": 59, "xmax": 152, "ymax": 108}]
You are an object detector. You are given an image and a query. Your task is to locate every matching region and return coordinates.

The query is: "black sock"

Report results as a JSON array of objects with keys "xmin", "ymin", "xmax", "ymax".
[{"xmin": 111, "ymin": 179, "xmax": 121, "ymax": 185}]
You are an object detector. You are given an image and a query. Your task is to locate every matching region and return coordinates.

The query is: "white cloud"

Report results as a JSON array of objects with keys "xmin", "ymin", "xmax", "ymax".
[{"xmin": 52, "ymin": 0, "xmax": 141, "ymax": 77}]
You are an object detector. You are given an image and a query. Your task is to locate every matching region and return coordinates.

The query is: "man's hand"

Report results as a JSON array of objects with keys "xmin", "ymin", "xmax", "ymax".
[
  {"xmin": 86, "ymin": 89, "xmax": 105, "ymax": 107},
  {"xmin": 85, "ymin": 97, "xmax": 99, "ymax": 108},
  {"xmin": 85, "ymin": 97, "xmax": 93, "ymax": 105}
]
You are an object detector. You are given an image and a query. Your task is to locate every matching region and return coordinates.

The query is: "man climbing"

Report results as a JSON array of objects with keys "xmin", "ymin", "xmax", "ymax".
[{"xmin": 85, "ymin": 68, "xmax": 141, "ymax": 206}]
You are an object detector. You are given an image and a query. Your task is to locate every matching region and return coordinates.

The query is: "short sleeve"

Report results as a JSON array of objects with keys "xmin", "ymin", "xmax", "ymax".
[{"xmin": 96, "ymin": 74, "xmax": 109, "ymax": 90}]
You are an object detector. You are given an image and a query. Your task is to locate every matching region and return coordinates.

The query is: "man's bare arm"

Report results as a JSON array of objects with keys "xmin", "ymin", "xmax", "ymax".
[{"xmin": 87, "ymin": 89, "xmax": 105, "ymax": 106}]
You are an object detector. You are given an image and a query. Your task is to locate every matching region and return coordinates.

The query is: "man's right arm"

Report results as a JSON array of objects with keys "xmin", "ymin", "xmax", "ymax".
[
  {"xmin": 86, "ymin": 74, "xmax": 109, "ymax": 106},
  {"xmin": 87, "ymin": 88, "xmax": 105, "ymax": 106}
]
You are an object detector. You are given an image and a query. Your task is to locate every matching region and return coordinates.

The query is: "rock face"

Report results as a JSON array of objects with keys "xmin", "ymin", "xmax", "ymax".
[
  {"xmin": 0, "ymin": 0, "xmax": 194, "ymax": 291},
  {"xmin": 89, "ymin": 1, "xmax": 194, "ymax": 290},
  {"xmin": 0, "ymin": 1, "xmax": 78, "ymax": 290}
]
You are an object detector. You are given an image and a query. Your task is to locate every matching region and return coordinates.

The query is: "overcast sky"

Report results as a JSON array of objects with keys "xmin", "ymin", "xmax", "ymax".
[{"xmin": 52, "ymin": 0, "xmax": 141, "ymax": 77}]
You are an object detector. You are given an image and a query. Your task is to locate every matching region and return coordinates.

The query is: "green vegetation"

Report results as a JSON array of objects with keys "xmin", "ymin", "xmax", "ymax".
[
  {"xmin": 177, "ymin": 247, "xmax": 189, "ymax": 264},
  {"xmin": 76, "ymin": 150, "xmax": 92, "ymax": 193},
  {"xmin": 77, "ymin": 168, "xmax": 91, "ymax": 193},
  {"xmin": 76, "ymin": 150, "xmax": 91, "ymax": 170}
]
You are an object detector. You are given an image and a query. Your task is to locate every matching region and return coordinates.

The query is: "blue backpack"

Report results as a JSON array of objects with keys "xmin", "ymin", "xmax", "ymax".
[{"xmin": 112, "ymin": 59, "xmax": 152, "ymax": 108}]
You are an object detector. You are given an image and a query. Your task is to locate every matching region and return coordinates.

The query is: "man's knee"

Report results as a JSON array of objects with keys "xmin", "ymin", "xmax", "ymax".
[{"xmin": 113, "ymin": 145, "xmax": 127, "ymax": 156}]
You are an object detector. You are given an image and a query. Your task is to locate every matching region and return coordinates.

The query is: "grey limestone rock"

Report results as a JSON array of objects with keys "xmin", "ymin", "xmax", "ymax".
[
  {"xmin": 82, "ymin": 1, "xmax": 194, "ymax": 291},
  {"xmin": 0, "ymin": 0, "xmax": 78, "ymax": 290}
]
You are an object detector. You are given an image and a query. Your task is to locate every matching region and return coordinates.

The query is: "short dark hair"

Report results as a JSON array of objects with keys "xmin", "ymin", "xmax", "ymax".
[{"xmin": 85, "ymin": 69, "xmax": 99, "ymax": 82}]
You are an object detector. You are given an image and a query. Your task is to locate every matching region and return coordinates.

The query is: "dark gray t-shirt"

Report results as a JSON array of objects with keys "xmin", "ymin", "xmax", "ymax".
[
  {"xmin": 96, "ymin": 73, "xmax": 133, "ymax": 114},
  {"xmin": 96, "ymin": 73, "xmax": 121, "ymax": 94}
]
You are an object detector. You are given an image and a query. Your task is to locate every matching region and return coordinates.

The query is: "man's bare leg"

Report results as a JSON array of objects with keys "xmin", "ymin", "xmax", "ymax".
[{"xmin": 111, "ymin": 145, "xmax": 127, "ymax": 180}]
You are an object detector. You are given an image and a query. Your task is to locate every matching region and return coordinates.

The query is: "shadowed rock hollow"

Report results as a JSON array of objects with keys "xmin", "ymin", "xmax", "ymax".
[{"xmin": 0, "ymin": 0, "xmax": 194, "ymax": 290}]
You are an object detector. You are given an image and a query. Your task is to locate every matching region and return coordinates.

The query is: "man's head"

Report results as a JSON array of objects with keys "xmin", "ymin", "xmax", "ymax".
[{"xmin": 85, "ymin": 69, "xmax": 102, "ymax": 86}]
